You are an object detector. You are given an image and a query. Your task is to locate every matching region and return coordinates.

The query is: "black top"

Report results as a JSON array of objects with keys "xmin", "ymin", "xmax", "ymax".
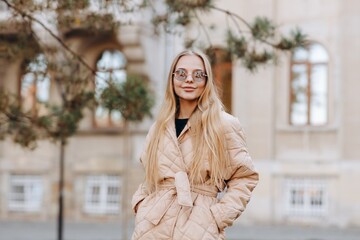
[{"xmin": 175, "ymin": 118, "xmax": 189, "ymax": 137}]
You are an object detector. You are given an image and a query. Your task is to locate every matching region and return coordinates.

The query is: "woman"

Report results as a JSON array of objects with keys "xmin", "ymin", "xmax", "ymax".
[{"xmin": 131, "ymin": 49, "xmax": 259, "ymax": 240}]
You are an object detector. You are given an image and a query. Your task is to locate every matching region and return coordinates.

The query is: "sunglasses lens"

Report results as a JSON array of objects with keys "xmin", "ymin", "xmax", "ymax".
[
  {"xmin": 193, "ymin": 71, "xmax": 204, "ymax": 81},
  {"xmin": 174, "ymin": 69, "xmax": 206, "ymax": 82},
  {"xmin": 175, "ymin": 69, "xmax": 186, "ymax": 81}
]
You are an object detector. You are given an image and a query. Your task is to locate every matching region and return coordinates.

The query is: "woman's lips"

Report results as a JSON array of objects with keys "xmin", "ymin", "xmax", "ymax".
[{"xmin": 183, "ymin": 87, "xmax": 196, "ymax": 91}]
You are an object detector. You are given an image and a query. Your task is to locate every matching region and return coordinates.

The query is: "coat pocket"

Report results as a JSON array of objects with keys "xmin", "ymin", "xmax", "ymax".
[
  {"xmin": 131, "ymin": 184, "xmax": 149, "ymax": 214},
  {"xmin": 144, "ymin": 188, "xmax": 176, "ymax": 225},
  {"xmin": 202, "ymin": 205, "xmax": 221, "ymax": 234}
]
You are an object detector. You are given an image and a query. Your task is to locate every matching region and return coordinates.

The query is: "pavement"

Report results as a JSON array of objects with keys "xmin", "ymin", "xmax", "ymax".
[{"xmin": 0, "ymin": 220, "xmax": 359, "ymax": 240}]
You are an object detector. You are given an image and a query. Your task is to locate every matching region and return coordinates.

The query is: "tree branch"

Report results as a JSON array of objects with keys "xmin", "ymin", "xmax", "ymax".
[
  {"xmin": 1, "ymin": 0, "xmax": 97, "ymax": 76},
  {"xmin": 193, "ymin": 10, "xmax": 212, "ymax": 48},
  {"xmin": 210, "ymin": 5, "xmax": 280, "ymax": 49},
  {"xmin": 209, "ymin": 5, "xmax": 252, "ymax": 29}
]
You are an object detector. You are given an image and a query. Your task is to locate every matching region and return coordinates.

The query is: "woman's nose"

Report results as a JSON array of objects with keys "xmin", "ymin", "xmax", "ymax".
[{"xmin": 184, "ymin": 74, "xmax": 194, "ymax": 82}]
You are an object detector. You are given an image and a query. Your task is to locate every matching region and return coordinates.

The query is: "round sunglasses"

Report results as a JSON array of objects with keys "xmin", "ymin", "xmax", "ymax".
[{"xmin": 173, "ymin": 68, "xmax": 207, "ymax": 82}]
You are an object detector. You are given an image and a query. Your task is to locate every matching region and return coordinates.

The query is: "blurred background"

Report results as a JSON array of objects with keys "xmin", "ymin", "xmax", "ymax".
[{"xmin": 0, "ymin": 0, "xmax": 360, "ymax": 240}]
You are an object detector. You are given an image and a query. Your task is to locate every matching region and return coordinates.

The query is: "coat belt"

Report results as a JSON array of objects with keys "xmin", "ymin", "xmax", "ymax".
[
  {"xmin": 160, "ymin": 172, "xmax": 219, "ymax": 199},
  {"xmin": 144, "ymin": 172, "xmax": 218, "ymax": 225}
]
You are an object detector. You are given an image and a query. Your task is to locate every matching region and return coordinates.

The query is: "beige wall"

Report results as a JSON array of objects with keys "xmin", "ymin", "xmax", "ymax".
[{"xmin": 340, "ymin": 0, "xmax": 360, "ymax": 159}]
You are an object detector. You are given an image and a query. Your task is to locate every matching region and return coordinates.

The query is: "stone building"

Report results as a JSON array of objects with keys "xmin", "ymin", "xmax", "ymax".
[{"xmin": 0, "ymin": 0, "xmax": 359, "ymax": 229}]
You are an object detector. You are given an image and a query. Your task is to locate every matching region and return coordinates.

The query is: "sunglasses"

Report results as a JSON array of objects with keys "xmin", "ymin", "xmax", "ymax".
[{"xmin": 173, "ymin": 68, "xmax": 207, "ymax": 82}]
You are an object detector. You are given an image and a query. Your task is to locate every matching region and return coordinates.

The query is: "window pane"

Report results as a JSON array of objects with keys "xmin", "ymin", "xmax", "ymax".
[
  {"xmin": 27, "ymin": 54, "xmax": 50, "ymax": 102},
  {"xmin": 291, "ymin": 189, "xmax": 304, "ymax": 206},
  {"xmin": 95, "ymin": 72, "xmax": 110, "ymax": 125},
  {"xmin": 95, "ymin": 107, "xmax": 109, "ymax": 125},
  {"xmin": 290, "ymin": 64, "xmax": 308, "ymax": 125},
  {"xmin": 97, "ymin": 51, "xmax": 112, "ymax": 70},
  {"xmin": 112, "ymin": 70, "xmax": 126, "ymax": 83},
  {"xmin": 27, "ymin": 54, "xmax": 47, "ymax": 73},
  {"xmin": 309, "ymin": 44, "xmax": 329, "ymax": 63},
  {"xmin": 111, "ymin": 111, "xmax": 122, "ymax": 122},
  {"xmin": 21, "ymin": 54, "xmax": 50, "ymax": 110},
  {"xmin": 36, "ymin": 76, "xmax": 50, "ymax": 102},
  {"xmin": 8, "ymin": 175, "xmax": 43, "ymax": 212},
  {"xmin": 290, "ymin": 43, "xmax": 329, "ymax": 127},
  {"xmin": 95, "ymin": 50, "xmax": 127, "ymax": 127},
  {"xmin": 95, "ymin": 72, "xmax": 108, "ymax": 121},
  {"xmin": 107, "ymin": 186, "xmax": 119, "ymax": 205},
  {"xmin": 11, "ymin": 185, "xmax": 25, "ymax": 202},
  {"xmin": 84, "ymin": 175, "xmax": 121, "ymax": 214},
  {"xmin": 97, "ymin": 50, "xmax": 126, "ymax": 71},
  {"xmin": 310, "ymin": 65, "xmax": 328, "ymax": 125},
  {"xmin": 28, "ymin": 183, "xmax": 43, "ymax": 210},
  {"xmin": 285, "ymin": 177, "xmax": 328, "ymax": 217},
  {"xmin": 90, "ymin": 186, "xmax": 101, "ymax": 204},
  {"xmin": 292, "ymin": 47, "xmax": 308, "ymax": 62},
  {"xmin": 310, "ymin": 188, "xmax": 323, "ymax": 207},
  {"xmin": 95, "ymin": 73, "xmax": 108, "ymax": 97},
  {"xmin": 21, "ymin": 73, "xmax": 36, "ymax": 101}
]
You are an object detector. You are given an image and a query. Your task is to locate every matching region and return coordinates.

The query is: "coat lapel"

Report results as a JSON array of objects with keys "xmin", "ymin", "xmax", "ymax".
[
  {"xmin": 178, "ymin": 121, "xmax": 190, "ymax": 141},
  {"xmin": 165, "ymin": 117, "xmax": 190, "ymax": 171}
]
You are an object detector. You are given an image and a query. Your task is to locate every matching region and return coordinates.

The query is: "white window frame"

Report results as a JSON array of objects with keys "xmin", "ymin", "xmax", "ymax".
[
  {"xmin": 84, "ymin": 175, "xmax": 121, "ymax": 215},
  {"xmin": 285, "ymin": 177, "xmax": 328, "ymax": 217},
  {"xmin": 8, "ymin": 175, "xmax": 44, "ymax": 212}
]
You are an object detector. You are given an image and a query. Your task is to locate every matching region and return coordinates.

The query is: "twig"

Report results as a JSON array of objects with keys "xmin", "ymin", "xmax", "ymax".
[
  {"xmin": 1, "ymin": 0, "xmax": 97, "ymax": 76},
  {"xmin": 193, "ymin": 10, "xmax": 212, "ymax": 48},
  {"xmin": 210, "ymin": 4, "xmax": 283, "ymax": 49},
  {"xmin": 209, "ymin": 5, "xmax": 252, "ymax": 29}
]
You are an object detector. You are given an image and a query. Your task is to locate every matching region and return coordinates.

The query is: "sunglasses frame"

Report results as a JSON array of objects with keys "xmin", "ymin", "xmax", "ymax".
[{"xmin": 173, "ymin": 68, "xmax": 207, "ymax": 82}]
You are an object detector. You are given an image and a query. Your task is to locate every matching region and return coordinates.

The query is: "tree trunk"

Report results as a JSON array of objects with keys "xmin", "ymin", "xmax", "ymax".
[
  {"xmin": 122, "ymin": 121, "xmax": 130, "ymax": 240},
  {"xmin": 57, "ymin": 138, "xmax": 65, "ymax": 240}
]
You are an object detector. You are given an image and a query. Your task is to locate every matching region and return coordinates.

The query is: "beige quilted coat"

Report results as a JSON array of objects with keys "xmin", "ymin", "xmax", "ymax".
[{"xmin": 131, "ymin": 112, "xmax": 259, "ymax": 240}]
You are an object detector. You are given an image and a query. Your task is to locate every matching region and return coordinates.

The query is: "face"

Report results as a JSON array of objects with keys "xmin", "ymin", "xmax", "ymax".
[{"xmin": 173, "ymin": 55, "xmax": 207, "ymax": 105}]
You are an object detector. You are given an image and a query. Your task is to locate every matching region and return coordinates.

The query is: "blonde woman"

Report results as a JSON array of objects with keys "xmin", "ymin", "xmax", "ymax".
[{"xmin": 131, "ymin": 49, "xmax": 259, "ymax": 240}]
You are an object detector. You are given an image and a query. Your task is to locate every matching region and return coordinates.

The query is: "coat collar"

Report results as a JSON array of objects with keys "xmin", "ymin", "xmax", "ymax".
[
  {"xmin": 165, "ymin": 116, "xmax": 191, "ymax": 142},
  {"xmin": 164, "ymin": 116, "xmax": 190, "ymax": 172}
]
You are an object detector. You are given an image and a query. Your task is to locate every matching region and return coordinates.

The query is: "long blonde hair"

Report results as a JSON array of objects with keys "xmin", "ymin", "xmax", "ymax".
[{"xmin": 145, "ymin": 49, "xmax": 230, "ymax": 191}]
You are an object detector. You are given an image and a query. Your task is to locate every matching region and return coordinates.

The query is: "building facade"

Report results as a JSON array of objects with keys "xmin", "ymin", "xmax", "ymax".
[{"xmin": 0, "ymin": 0, "xmax": 359, "ymax": 228}]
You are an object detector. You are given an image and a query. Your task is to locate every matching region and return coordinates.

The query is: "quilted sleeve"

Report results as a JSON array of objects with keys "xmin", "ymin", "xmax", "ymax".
[{"xmin": 210, "ymin": 115, "xmax": 259, "ymax": 230}]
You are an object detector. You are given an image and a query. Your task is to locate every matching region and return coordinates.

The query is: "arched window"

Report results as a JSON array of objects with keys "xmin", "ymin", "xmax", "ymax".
[
  {"xmin": 94, "ymin": 49, "xmax": 127, "ymax": 128},
  {"xmin": 210, "ymin": 48, "xmax": 233, "ymax": 113},
  {"xmin": 20, "ymin": 53, "xmax": 50, "ymax": 116},
  {"xmin": 289, "ymin": 43, "xmax": 329, "ymax": 126}
]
